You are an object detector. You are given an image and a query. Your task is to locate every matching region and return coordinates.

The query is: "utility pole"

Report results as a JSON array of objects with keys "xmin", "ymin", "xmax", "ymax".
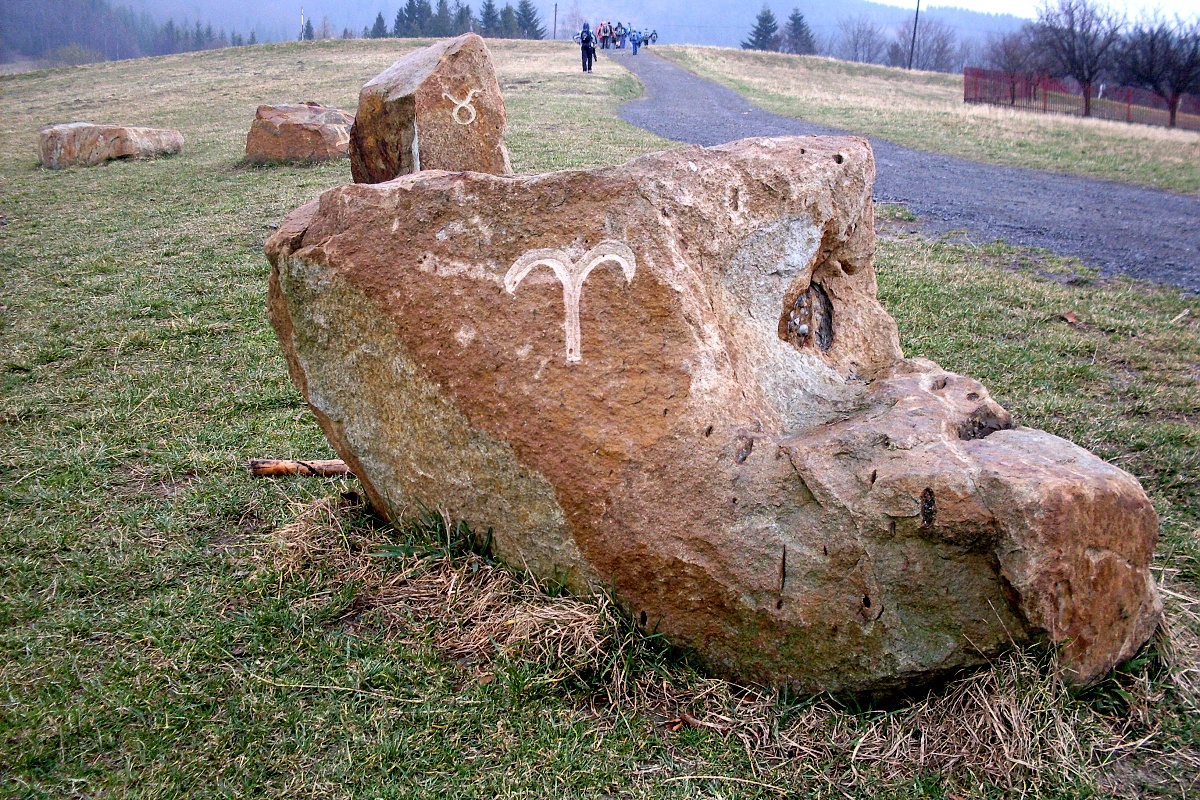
[
  {"xmin": 906, "ymin": 0, "xmax": 920, "ymax": 70},
  {"xmin": 553, "ymin": 3, "xmax": 558, "ymax": 39},
  {"xmin": 299, "ymin": 7, "xmax": 306, "ymax": 41}
]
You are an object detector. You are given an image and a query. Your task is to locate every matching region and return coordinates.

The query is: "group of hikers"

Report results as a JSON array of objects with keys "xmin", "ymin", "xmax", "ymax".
[{"xmin": 574, "ymin": 21, "xmax": 657, "ymax": 72}]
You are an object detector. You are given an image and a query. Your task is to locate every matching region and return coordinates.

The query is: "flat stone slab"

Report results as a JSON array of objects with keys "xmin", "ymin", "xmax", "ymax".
[
  {"xmin": 349, "ymin": 32, "xmax": 511, "ymax": 183},
  {"xmin": 244, "ymin": 102, "xmax": 354, "ymax": 164},
  {"xmin": 266, "ymin": 136, "xmax": 1161, "ymax": 694},
  {"xmin": 38, "ymin": 122, "xmax": 184, "ymax": 169}
]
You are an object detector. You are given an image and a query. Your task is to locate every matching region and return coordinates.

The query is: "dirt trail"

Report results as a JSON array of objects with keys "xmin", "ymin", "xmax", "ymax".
[{"xmin": 609, "ymin": 49, "xmax": 1200, "ymax": 293}]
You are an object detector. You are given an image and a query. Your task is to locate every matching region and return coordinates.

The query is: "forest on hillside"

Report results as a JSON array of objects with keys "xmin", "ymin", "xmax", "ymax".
[{"xmin": 0, "ymin": 0, "xmax": 257, "ymax": 65}]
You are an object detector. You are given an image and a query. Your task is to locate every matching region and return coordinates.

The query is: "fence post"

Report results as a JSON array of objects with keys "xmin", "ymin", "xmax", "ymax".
[
  {"xmin": 1126, "ymin": 87, "xmax": 1132, "ymax": 122},
  {"xmin": 1042, "ymin": 76, "xmax": 1048, "ymax": 113}
]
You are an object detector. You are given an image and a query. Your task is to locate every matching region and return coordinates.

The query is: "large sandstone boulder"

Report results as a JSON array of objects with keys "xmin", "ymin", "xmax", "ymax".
[
  {"xmin": 349, "ymin": 32, "xmax": 512, "ymax": 183},
  {"xmin": 266, "ymin": 136, "xmax": 1161, "ymax": 694},
  {"xmin": 38, "ymin": 122, "xmax": 183, "ymax": 169},
  {"xmin": 244, "ymin": 102, "xmax": 354, "ymax": 164}
]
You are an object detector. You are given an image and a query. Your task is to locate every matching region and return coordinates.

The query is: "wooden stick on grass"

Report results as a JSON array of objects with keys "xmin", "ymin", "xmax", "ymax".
[{"xmin": 248, "ymin": 458, "xmax": 352, "ymax": 477}]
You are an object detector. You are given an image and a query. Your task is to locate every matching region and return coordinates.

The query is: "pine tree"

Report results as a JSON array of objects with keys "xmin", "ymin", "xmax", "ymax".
[
  {"xmin": 452, "ymin": 1, "xmax": 475, "ymax": 34},
  {"xmin": 303, "ymin": 19, "xmax": 315, "ymax": 40},
  {"xmin": 479, "ymin": 0, "xmax": 500, "ymax": 35},
  {"xmin": 370, "ymin": 12, "xmax": 388, "ymax": 38},
  {"xmin": 782, "ymin": 8, "xmax": 815, "ymax": 54},
  {"xmin": 515, "ymin": 0, "xmax": 545, "ymax": 39},
  {"xmin": 431, "ymin": 0, "xmax": 453, "ymax": 36},
  {"xmin": 499, "ymin": 3, "xmax": 519, "ymax": 37},
  {"xmin": 741, "ymin": 5, "xmax": 780, "ymax": 51},
  {"xmin": 249, "ymin": 29, "xmax": 257, "ymax": 44},
  {"xmin": 394, "ymin": 6, "xmax": 407, "ymax": 36},
  {"xmin": 406, "ymin": 0, "xmax": 433, "ymax": 35}
]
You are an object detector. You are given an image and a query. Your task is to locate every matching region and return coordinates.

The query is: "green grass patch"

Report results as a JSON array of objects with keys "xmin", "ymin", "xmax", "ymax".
[{"xmin": 1, "ymin": 39, "xmax": 1197, "ymax": 799}]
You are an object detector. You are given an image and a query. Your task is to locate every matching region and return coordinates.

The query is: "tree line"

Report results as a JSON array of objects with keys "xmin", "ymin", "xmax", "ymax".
[
  {"xmin": 351, "ymin": 0, "xmax": 546, "ymax": 41},
  {"xmin": 985, "ymin": 0, "xmax": 1200, "ymax": 126},
  {"xmin": 740, "ymin": 1, "xmax": 1200, "ymax": 127},
  {"xmin": 741, "ymin": 4, "xmax": 973, "ymax": 74},
  {"xmin": 0, "ymin": 0, "xmax": 257, "ymax": 66}
]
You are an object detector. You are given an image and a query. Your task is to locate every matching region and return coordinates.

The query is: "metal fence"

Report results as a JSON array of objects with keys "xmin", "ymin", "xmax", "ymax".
[{"xmin": 963, "ymin": 67, "xmax": 1200, "ymax": 132}]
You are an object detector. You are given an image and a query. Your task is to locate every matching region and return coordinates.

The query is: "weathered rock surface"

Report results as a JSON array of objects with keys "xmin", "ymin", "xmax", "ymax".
[
  {"xmin": 38, "ymin": 122, "xmax": 184, "ymax": 169},
  {"xmin": 244, "ymin": 102, "xmax": 354, "ymax": 164},
  {"xmin": 349, "ymin": 32, "xmax": 511, "ymax": 183},
  {"xmin": 266, "ymin": 136, "xmax": 1161, "ymax": 693}
]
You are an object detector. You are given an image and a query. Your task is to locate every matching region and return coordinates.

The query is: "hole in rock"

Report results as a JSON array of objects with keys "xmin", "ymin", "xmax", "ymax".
[
  {"xmin": 663, "ymin": 408, "xmax": 669, "ymax": 416},
  {"xmin": 958, "ymin": 407, "xmax": 1013, "ymax": 440},
  {"xmin": 834, "ymin": 153, "xmax": 845, "ymax": 164},
  {"xmin": 639, "ymin": 610, "xmax": 647, "ymax": 626},
  {"xmin": 966, "ymin": 392, "xmax": 980, "ymax": 401},
  {"xmin": 931, "ymin": 377, "xmax": 947, "ymax": 391},
  {"xmin": 869, "ymin": 469, "xmax": 877, "ymax": 484},
  {"xmin": 862, "ymin": 595, "xmax": 871, "ymax": 608},
  {"xmin": 920, "ymin": 488, "xmax": 935, "ymax": 528},
  {"xmin": 823, "ymin": 545, "xmax": 828, "ymax": 555},
  {"xmin": 782, "ymin": 282, "xmax": 834, "ymax": 352},
  {"xmin": 735, "ymin": 436, "xmax": 754, "ymax": 464},
  {"xmin": 704, "ymin": 425, "xmax": 714, "ymax": 437},
  {"xmin": 776, "ymin": 599, "xmax": 784, "ymax": 610}
]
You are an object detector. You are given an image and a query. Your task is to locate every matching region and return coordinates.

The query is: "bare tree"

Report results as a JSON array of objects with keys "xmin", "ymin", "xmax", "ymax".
[
  {"xmin": 986, "ymin": 27, "xmax": 1038, "ymax": 102},
  {"xmin": 562, "ymin": 1, "xmax": 585, "ymax": 37},
  {"xmin": 837, "ymin": 15, "xmax": 886, "ymax": 64},
  {"xmin": 886, "ymin": 17, "xmax": 958, "ymax": 72},
  {"xmin": 1034, "ymin": 0, "xmax": 1124, "ymax": 116},
  {"xmin": 1117, "ymin": 16, "xmax": 1200, "ymax": 127},
  {"xmin": 317, "ymin": 16, "xmax": 334, "ymax": 39}
]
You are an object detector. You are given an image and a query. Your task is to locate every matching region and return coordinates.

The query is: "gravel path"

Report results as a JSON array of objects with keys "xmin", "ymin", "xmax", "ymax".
[{"xmin": 609, "ymin": 49, "xmax": 1200, "ymax": 293}]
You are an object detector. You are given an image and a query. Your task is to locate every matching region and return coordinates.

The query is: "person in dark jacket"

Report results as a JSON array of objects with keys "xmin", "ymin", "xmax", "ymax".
[
  {"xmin": 574, "ymin": 22, "xmax": 596, "ymax": 72},
  {"xmin": 614, "ymin": 22, "xmax": 627, "ymax": 48}
]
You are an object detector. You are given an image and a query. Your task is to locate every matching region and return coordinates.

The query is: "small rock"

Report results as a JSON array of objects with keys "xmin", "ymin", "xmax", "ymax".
[
  {"xmin": 244, "ymin": 102, "xmax": 354, "ymax": 164},
  {"xmin": 38, "ymin": 122, "xmax": 183, "ymax": 169}
]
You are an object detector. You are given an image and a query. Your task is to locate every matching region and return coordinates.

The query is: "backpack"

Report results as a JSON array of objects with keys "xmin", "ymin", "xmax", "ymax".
[{"xmin": 580, "ymin": 30, "xmax": 593, "ymax": 45}]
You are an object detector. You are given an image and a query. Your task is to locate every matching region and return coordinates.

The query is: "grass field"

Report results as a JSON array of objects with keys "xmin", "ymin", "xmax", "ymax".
[
  {"xmin": 658, "ymin": 46, "xmax": 1200, "ymax": 196},
  {"xmin": 2, "ymin": 39, "xmax": 1199, "ymax": 798}
]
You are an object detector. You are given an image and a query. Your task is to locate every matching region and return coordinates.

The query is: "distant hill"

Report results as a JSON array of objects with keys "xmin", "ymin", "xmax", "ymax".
[{"xmin": 117, "ymin": 0, "xmax": 1026, "ymax": 49}]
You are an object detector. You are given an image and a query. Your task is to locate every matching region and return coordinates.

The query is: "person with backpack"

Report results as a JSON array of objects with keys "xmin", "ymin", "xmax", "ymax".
[
  {"xmin": 574, "ymin": 22, "xmax": 597, "ymax": 72},
  {"xmin": 629, "ymin": 28, "xmax": 643, "ymax": 55},
  {"xmin": 614, "ymin": 22, "xmax": 627, "ymax": 48},
  {"xmin": 598, "ymin": 21, "xmax": 613, "ymax": 49}
]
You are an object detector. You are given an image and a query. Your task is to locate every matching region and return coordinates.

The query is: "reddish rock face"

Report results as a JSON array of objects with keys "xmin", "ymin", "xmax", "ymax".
[
  {"xmin": 349, "ymin": 32, "xmax": 511, "ymax": 183},
  {"xmin": 38, "ymin": 122, "xmax": 184, "ymax": 169},
  {"xmin": 244, "ymin": 102, "xmax": 354, "ymax": 164},
  {"xmin": 266, "ymin": 136, "xmax": 1161, "ymax": 693}
]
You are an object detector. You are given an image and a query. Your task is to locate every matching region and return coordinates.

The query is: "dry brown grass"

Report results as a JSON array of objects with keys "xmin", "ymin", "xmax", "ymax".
[
  {"xmin": 0, "ymin": 38, "xmax": 666, "ymax": 176},
  {"xmin": 262, "ymin": 494, "xmax": 1200, "ymax": 798},
  {"xmin": 659, "ymin": 45, "xmax": 1200, "ymax": 195}
]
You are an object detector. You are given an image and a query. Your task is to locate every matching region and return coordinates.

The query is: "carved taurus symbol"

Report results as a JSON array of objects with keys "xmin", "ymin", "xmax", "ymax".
[
  {"xmin": 442, "ymin": 88, "xmax": 481, "ymax": 125},
  {"xmin": 505, "ymin": 241, "xmax": 637, "ymax": 363}
]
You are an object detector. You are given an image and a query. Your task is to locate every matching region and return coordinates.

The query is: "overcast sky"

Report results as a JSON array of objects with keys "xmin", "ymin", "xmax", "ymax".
[{"xmin": 873, "ymin": 0, "xmax": 1199, "ymax": 21}]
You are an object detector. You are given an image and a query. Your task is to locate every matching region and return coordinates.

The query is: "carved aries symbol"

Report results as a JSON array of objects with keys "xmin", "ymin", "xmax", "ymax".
[
  {"xmin": 442, "ymin": 88, "xmax": 481, "ymax": 125},
  {"xmin": 504, "ymin": 241, "xmax": 637, "ymax": 364}
]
